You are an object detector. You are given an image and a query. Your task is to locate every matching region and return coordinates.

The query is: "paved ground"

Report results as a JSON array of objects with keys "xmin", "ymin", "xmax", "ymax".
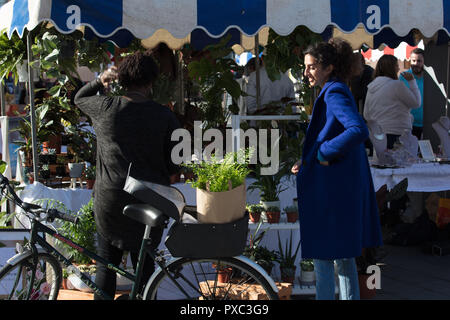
[
  {"xmin": 372, "ymin": 244, "xmax": 450, "ymax": 300},
  {"xmin": 293, "ymin": 243, "xmax": 450, "ymax": 300}
]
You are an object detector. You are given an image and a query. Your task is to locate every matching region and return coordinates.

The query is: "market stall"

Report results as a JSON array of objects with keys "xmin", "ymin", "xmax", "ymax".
[{"xmin": 1, "ymin": 0, "xmax": 450, "ymax": 298}]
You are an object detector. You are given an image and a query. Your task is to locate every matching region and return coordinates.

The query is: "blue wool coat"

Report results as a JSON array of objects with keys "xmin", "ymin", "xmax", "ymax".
[{"xmin": 296, "ymin": 78, "xmax": 383, "ymax": 260}]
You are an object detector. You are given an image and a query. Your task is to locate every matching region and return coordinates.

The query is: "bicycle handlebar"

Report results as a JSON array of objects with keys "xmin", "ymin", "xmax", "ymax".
[{"xmin": 0, "ymin": 172, "xmax": 78, "ymax": 225}]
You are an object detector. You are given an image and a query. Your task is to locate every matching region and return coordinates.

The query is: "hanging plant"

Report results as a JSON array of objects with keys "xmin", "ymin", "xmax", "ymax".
[
  {"xmin": 263, "ymin": 26, "xmax": 322, "ymax": 82},
  {"xmin": 0, "ymin": 30, "xmax": 27, "ymax": 84},
  {"xmin": 187, "ymin": 35, "xmax": 245, "ymax": 129}
]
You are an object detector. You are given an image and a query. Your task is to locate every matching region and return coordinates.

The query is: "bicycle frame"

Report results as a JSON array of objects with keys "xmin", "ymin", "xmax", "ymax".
[{"xmin": 25, "ymin": 217, "xmax": 149, "ymax": 300}]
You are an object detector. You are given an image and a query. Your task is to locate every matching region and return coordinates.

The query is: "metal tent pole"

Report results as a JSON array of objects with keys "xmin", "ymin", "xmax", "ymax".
[
  {"xmin": 0, "ymin": 81, "xmax": 5, "ymax": 116},
  {"xmin": 255, "ymin": 34, "xmax": 261, "ymax": 111},
  {"xmin": 27, "ymin": 32, "xmax": 39, "ymax": 182},
  {"xmin": 446, "ymin": 42, "xmax": 449, "ymax": 117}
]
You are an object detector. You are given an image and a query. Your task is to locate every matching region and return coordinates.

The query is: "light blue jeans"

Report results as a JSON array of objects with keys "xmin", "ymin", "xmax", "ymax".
[{"xmin": 313, "ymin": 258, "xmax": 360, "ymax": 300}]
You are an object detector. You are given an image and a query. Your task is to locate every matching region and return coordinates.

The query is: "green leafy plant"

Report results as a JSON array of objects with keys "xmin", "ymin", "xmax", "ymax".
[
  {"xmin": 300, "ymin": 259, "xmax": 314, "ymax": 272},
  {"xmin": 277, "ymin": 230, "xmax": 301, "ymax": 269},
  {"xmin": 244, "ymin": 222, "xmax": 279, "ymax": 273},
  {"xmin": 37, "ymin": 197, "xmax": 96, "ymax": 265},
  {"xmin": 187, "ymin": 35, "xmax": 245, "ymax": 129},
  {"xmin": 184, "ymin": 149, "xmax": 252, "ymax": 192},
  {"xmin": 264, "ymin": 26, "xmax": 322, "ymax": 82},
  {"xmin": 12, "ymin": 105, "xmax": 55, "ymax": 165},
  {"xmin": 246, "ymin": 204, "xmax": 263, "ymax": 214},
  {"xmin": 84, "ymin": 165, "xmax": 96, "ymax": 180},
  {"xmin": 248, "ymin": 168, "xmax": 287, "ymax": 202},
  {"xmin": 0, "ymin": 30, "xmax": 27, "ymax": 84},
  {"xmin": 266, "ymin": 205, "xmax": 280, "ymax": 212}
]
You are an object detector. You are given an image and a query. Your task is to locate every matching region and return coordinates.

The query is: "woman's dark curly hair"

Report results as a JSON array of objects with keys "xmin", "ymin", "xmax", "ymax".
[
  {"xmin": 118, "ymin": 50, "xmax": 159, "ymax": 89},
  {"xmin": 304, "ymin": 38, "xmax": 354, "ymax": 83}
]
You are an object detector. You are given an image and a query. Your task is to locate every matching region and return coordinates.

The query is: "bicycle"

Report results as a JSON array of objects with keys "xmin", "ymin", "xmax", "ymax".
[{"xmin": 0, "ymin": 172, "xmax": 279, "ymax": 300}]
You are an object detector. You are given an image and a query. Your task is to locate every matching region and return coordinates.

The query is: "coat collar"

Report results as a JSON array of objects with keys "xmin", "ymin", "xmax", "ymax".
[{"xmin": 316, "ymin": 77, "xmax": 339, "ymax": 100}]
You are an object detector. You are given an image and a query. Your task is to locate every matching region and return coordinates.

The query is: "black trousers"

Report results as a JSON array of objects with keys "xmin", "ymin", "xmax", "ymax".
[
  {"xmin": 94, "ymin": 228, "xmax": 163, "ymax": 300},
  {"xmin": 386, "ymin": 134, "xmax": 401, "ymax": 150},
  {"xmin": 412, "ymin": 126, "xmax": 423, "ymax": 140}
]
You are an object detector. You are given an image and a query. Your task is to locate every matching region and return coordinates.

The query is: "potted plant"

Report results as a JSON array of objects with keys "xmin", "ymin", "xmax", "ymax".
[
  {"xmin": 248, "ymin": 168, "xmax": 287, "ymax": 211},
  {"xmin": 184, "ymin": 149, "xmax": 252, "ymax": 223},
  {"xmin": 55, "ymin": 155, "xmax": 67, "ymax": 177},
  {"xmin": 13, "ymin": 105, "xmax": 55, "ymax": 170},
  {"xmin": 246, "ymin": 204, "xmax": 263, "ymax": 223},
  {"xmin": 56, "ymin": 197, "xmax": 97, "ymax": 291},
  {"xmin": 265, "ymin": 205, "xmax": 281, "ymax": 224},
  {"xmin": 84, "ymin": 165, "xmax": 96, "ymax": 189},
  {"xmin": 277, "ymin": 231, "xmax": 301, "ymax": 283},
  {"xmin": 300, "ymin": 259, "xmax": 315, "ymax": 283},
  {"xmin": 243, "ymin": 222, "xmax": 279, "ymax": 275},
  {"xmin": 40, "ymin": 164, "xmax": 50, "ymax": 180},
  {"xmin": 284, "ymin": 205, "xmax": 298, "ymax": 223}
]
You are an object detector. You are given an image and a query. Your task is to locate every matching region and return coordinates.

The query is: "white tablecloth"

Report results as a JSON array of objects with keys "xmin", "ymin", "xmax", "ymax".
[
  {"xmin": 15, "ymin": 182, "xmax": 93, "ymax": 229},
  {"xmin": 370, "ymin": 163, "xmax": 450, "ymax": 192}
]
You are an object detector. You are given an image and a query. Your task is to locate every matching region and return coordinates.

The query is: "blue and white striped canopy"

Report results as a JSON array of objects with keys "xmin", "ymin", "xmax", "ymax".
[{"xmin": 1, "ymin": 0, "xmax": 449, "ymax": 45}]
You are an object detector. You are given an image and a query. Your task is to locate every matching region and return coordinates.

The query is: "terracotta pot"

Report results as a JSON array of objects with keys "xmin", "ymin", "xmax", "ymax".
[
  {"xmin": 286, "ymin": 211, "xmax": 298, "ymax": 223},
  {"xmin": 249, "ymin": 212, "xmax": 261, "ymax": 223},
  {"xmin": 62, "ymin": 278, "xmax": 69, "ymax": 290},
  {"xmin": 358, "ymin": 273, "xmax": 376, "ymax": 299},
  {"xmin": 86, "ymin": 179, "xmax": 95, "ymax": 189},
  {"xmin": 217, "ymin": 267, "xmax": 233, "ymax": 283},
  {"xmin": 266, "ymin": 211, "xmax": 280, "ymax": 224}
]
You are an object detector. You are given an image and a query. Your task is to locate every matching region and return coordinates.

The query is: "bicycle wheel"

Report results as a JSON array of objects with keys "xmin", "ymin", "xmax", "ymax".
[
  {"xmin": 0, "ymin": 252, "xmax": 62, "ymax": 300},
  {"xmin": 144, "ymin": 257, "xmax": 278, "ymax": 300}
]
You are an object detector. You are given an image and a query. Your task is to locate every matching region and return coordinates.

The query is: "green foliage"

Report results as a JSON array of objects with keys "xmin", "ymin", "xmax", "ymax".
[
  {"xmin": 12, "ymin": 105, "xmax": 54, "ymax": 162},
  {"xmin": 246, "ymin": 204, "xmax": 263, "ymax": 213},
  {"xmin": 184, "ymin": 149, "xmax": 252, "ymax": 192},
  {"xmin": 248, "ymin": 168, "xmax": 287, "ymax": 202},
  {"xmin": 65, "ymin": 124, "xmax": 97, "ymax": 164},
  {"xmin": 35, "ymin": 197, "xmax": 96, "ymax": 265},
  {"xmin": 244, "ymin": 222, "xmax": 279, "ymax": 271},
  {"xmin": 264, "ymin": 26, "xmax": 322, "ymax": 82},
  {"xmin": 84, "ymin": 165, "xmax": 96, "ymax": 180},
  {"xmin": 58, "ymin": 197, "xmax": 96, "ymax": 264},
  {"xmin": 277, "ymin": 230, "xmax": 301, "ymax": 268},
  {"xmin": 0, "ymin": 30, "xmax": 27, "ymax": 84},
  {"xmin": 266, "ymin": 206, "xmax": 280, "ymax": 212},
  {"xmin": 300, "ymin": 259, "xmax": 314, "ymax": 272},
  {"xmin": 187, "ymin": 36, "xmax": 245, "ymax": 129}
]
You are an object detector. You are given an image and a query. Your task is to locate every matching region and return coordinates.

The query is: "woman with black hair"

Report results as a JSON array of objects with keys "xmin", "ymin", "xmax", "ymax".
[
  {"xmin": 74, "ymin": 50, "xmax": 180, "ymax": 299},
  {"xmin": 291, "ymin": 39, "xmax": 382, "ymax": 300}
]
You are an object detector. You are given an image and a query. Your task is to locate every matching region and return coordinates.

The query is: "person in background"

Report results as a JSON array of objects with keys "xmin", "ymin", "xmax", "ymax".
[
  {"xmin": 350, "ymin": 52, "xmax": 375, "ymax": 156},
  {"xmin": 399, "ymin": 48, "xmax": 425, "ymax": 140},
  {"xmin": 291, "ymin": 38, "xmax": 383, "ymax": 300},
  {"xmin": 244, "ymin": 56, "xmax": 295, "ymax": 114},
  {"xmin": 74, "ymin": 51, "xmax": 180, "ymax": 300},
  {"xmin": 364, "ymin": 54, "xmax": 421, "ymax": 149},
  {"xmin": 350, "ymin": 52, "xmax": 374, "ymax": 115}
]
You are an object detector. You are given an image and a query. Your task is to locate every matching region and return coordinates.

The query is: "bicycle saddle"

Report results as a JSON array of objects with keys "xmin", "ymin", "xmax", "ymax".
[{"xmin": 123, "ymin": 203, "xmax": 167, "ymax": 227}]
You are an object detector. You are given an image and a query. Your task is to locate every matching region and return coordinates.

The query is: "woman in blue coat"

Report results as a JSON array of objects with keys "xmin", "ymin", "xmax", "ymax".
[{"xmin": 291, "ymin": 39, "xmax": 383, "ymax": 300}]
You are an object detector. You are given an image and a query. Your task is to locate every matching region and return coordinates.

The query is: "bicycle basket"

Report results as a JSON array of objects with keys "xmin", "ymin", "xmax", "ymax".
[{"xmin": 165, "ymin": 211, "xmax": 249, "ymax": 258}]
